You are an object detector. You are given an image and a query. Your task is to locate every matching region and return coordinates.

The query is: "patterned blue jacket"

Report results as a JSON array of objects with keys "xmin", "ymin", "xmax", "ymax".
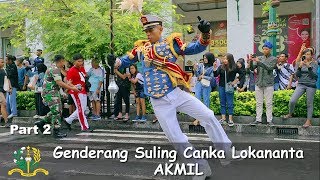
[{"xmin": 119, "ymin": 33, "xmax": 210, "ymax": 98}]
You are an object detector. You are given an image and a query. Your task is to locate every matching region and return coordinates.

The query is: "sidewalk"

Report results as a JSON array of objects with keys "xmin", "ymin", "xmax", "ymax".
[{"xmin": 11, "ymin": 114, "xmax": 320, "ymax": 136}]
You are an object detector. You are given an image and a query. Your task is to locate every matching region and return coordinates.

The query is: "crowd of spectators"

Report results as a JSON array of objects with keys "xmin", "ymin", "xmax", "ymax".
[
  {"xmin": 0, "ymin": 42, "xmax": 319, "ymax": 129},
  {"xmin": 191, "ymin": 42, "xmax": 319, "ymax": 128}
]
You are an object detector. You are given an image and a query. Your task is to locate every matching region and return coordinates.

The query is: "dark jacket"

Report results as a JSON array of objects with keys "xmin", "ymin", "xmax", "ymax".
[
  {"xmin": 0, "ymin": 69, "xmax": 7, "ymax": 93},
  {"xmin": 250, "ymin": 55, "xmax": 277, "ymax": 88},
  {"xmin": 295, "ymin": 61, "xmax": 318, "ymax": 88},
  {"xmin": 6, "ymin": 63, "xmax": 19, "ymax": 88},
  {"xmin": 236, "ymin": 59, "xmax": 247, "ymax": 89},
  {"xmin": 214, "ymin": 66, "xmax": 244, "ymax": 87},
  {"xmin": 116, "ymin": 68, "xmax": 131, "ymax": 89}
]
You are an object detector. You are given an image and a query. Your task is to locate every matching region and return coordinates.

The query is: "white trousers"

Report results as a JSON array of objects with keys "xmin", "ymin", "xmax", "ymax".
[
  {"xmin": 255, "ymin": 86, "xmax": 274, "ymax": 122},
  {"xmin": 65, "ymin": 93, "xmax": 89, "ymax": 130},
  {"xmin": 150, "ymin": 88, "xmax": 232, "ymax": 166}
]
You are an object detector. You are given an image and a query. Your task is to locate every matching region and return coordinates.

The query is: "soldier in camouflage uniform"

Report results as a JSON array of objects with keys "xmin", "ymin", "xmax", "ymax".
[{"xmin": 35, "ymin": 55, "xmax": 79, "ymax": 138}]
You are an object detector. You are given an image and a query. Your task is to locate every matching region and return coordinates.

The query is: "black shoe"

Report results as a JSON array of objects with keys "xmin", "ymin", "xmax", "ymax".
[
  {"xmin": 62, "ymin": 119, "xmax": 72, "ymax": 131},
  {"xmin": 35, "ymin": 121, "xmax": 46, "ymax": 133},
  {"xmin": 53, "ymin": 129, "xmax": 67, "ymax": 138},
  {"xmin": 250, "ymin": 121, "xmax": 262, "ymax": 126}
]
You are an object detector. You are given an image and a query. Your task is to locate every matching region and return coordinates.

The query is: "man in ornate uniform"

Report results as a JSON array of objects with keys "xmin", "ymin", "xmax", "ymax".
[
  {"xmin": 35, "ymin": 55, "xmax": 79, "ymax": 138},
  {"xmin": 112, "ymin": 15, "xmax": 235, "ymax": 179}
]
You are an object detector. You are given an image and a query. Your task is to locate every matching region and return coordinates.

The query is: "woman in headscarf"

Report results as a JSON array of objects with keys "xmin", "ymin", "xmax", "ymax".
[
  {"xmin": 236, "ymin": 58, "xmax": 247, "ymax": 92},
  {"xmin": 193, "ymin": 52, "xmax": 215, "ymax": 125}
]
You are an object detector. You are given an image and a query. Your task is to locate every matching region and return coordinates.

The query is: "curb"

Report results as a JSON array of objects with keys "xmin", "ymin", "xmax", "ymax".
[{"xmin": 12, "ymin": 117, "xmax": 320, "ymax": 136}]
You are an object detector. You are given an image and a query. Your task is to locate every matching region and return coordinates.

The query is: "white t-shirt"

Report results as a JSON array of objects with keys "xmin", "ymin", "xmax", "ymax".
[
  {"xmin": 190, "ymin": 76, "xmax": 197, "ymax": 93},
  {"xmin": 279, "ymin": 63, "xmax": 296, "ymax": 90},
  {"xmin": 136, "ymin": 73, "xmax": 144, "ymax": 85}
]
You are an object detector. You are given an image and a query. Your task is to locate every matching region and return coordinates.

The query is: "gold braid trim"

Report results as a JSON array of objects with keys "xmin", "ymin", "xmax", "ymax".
[
  {"xmin": 166, "ymin": 33, "xmax": 183, "ymax": 58},
  {"xmin": 127, "ymin": 52, "xmax": 135, "ymax": 59},
  {"xmin": 134, "ymin": 40, "xmax": 149, "ymax": 47},
  {"xmin": 126, "ymin": 40, "xmax": 150, "ymax": 60},
  {"xmin": 157, "ymin": 67, "xmax": 191, "ymax": 90},
  {"xmin": 180, "ymin": 43, "xmax": 187, "ymax": 51}
]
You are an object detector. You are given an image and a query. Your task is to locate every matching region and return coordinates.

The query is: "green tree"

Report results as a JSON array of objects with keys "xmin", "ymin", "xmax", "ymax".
[{"xmin": 0, "ymin": 0, "xmax": 183, "ymax": 60}]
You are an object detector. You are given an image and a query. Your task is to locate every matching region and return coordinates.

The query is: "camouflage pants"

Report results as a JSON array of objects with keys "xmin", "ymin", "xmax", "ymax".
[{"xmin": 42, "ymin": 91, "xmax": 62, "ymax": 129}]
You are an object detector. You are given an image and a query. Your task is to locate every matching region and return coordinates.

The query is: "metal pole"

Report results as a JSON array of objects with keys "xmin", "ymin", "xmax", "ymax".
[
  {"xmin": 106, "ymin": 0, "xmax": 114, "ymax": 116},
  {"xmin": 267, "ymin": 1, "xmax": 280, "ymax": 56},
  {"xmin": 110, "ymin": 0, "xmax": 114, "ymax": 56},
  {"xmin": 269, "ymin": 7, "xmax": 277, "ymax": 56}
]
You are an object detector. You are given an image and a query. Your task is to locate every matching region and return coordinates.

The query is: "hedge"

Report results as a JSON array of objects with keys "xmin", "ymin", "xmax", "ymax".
[
  {"xmin": 17, "ymin": 90, "xmax": 320, "ymax": 117},
  {"xmin": 17, "ymin": 91, "xmax": 36, "ymax": 110},
  {"xmin": 146, "ymin": 90, "xmax": 320, "ymax": 118}
]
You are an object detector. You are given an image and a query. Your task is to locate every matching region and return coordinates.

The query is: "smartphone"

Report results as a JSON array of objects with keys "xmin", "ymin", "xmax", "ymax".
[
  {"xmin": 126, "ymin": 68, "xmax": 130, "ymax": 74},
  {"xmin": 301, "ymin": 56, "xmax": 306, "ymax": 61}
]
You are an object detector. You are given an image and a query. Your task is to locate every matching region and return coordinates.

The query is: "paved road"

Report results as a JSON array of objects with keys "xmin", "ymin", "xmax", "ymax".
[{"xmin": 0, "ymin": 127, "xmax": 319, "ymax": 180}]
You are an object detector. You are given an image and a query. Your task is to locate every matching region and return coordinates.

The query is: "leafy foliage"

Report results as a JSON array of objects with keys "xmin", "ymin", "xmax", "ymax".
[
  {"xmin": 146, "ymin": 90, "xmax": 320, "ymax": 118},
  {"xmin": 0, "ymin": 0, "xmax": 184, "ymax": 60},
  {"xmin": 17, "ymin": 91, "xmax": 36, "ymax": 110},
  {"xmin": 261, "ymin": 0, "xmax": 272, "ymax": 16}
]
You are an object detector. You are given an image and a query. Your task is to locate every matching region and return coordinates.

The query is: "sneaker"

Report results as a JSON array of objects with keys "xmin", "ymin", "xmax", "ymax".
[
  {"xmin": 89, "ymin": 115, "xmax": 96, "ymax": 119},
  {"xmin": 139, "ymin": 115, "xmax": 147, "ymax": 122},
  {"xmin": 267, "ymin": 122, "xmax": 275, "ymax": 126},
  {"xmin": 250, "ymin": 121, "xmax": 262, "ymax": 126},
  {"xmin": 7, "ymin": 114, "xmax": 17, "ymax": 119},
  {"xmin": 33, "ymin": 115, "xmax": 40, "ymax": 119},
  {"xmin": 92, "ymin": 116, "xmax": 102, "ymax": 121},
  {"xmin": 132, "ymin": 115, "xmax": 141, "ymax": 122},
  {"xmin": 228, "ymin": 120, "xmax": 235, "ymax": 127},
  {"xmin": 219, "ymin": 119, "xmax": 227, "ymax": 125}
]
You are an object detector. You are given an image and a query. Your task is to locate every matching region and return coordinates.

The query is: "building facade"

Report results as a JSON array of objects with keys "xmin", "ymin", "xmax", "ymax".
[
  {"xmin": 174, "ymin": 0, "xmax": 319, "ymax": 68},
  {"xmin": 1, "ymin": 0, "xmax": 319, "ymax": 65}
]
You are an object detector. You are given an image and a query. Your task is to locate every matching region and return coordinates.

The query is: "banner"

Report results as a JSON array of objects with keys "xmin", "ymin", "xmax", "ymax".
[
  {"xmin": 209, "ymin": 21, "xmax": 227, "ymax": 58},
  {"xmin": 254, "ymin": 13, "xmax": 311, "ymax": 64},
  {"xmin": 184, "ymin": 21, "xmax": 227, "ymax": 72}
]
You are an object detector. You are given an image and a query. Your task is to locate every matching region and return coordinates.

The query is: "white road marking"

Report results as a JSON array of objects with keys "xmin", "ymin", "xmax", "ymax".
[
  {"xmin": 93, "ymin": 129, "xmax": 209, "ymax": 136},
  {"xmin": 60, "ymin": 137, "xmax": 170, "ymax": 144},
  {"xmin": 0, "ymin": 132, "xmax": 11, "ymax": 137},
  {"xmin": 274, "ymin": 138, "xmax": 320, "ymax": 143},
  {"xmin": 76, "ymin": 132, "xmax": 211, "ymax": 141}
]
